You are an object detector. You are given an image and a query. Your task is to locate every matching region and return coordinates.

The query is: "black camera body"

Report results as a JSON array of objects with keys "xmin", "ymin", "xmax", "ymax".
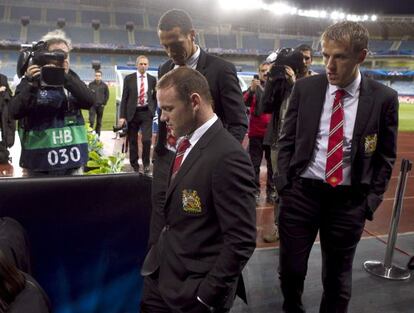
[
  {"xmin": 17, "ymin": 41, "xmax": 66, "ymax": 87},
  {"xmin": 267, "ymin": 48, "xmax": 306, "ymax": 81},
  {"xmin": 262, "ymin": 48, "xmax": 306, "ymax": 114},
  {"xmin": 113, "ymin": 125, "xmax": 128, "ymax": 138}
]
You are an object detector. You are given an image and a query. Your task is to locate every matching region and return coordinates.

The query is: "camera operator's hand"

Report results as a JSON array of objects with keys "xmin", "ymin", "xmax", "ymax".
[
  {"xmin": 0, "ymin": 86, "xmax": 6, "ymax": 92},
  {"xmin": 250, "ymin": 77, "xmax": 261, "ymax": 93},
  {"xmin": 284, "ymin": 66, "xmax": 296, "ymax": 86},
  {"xmin": 25, "ymin": 64, "xmax": 41, "ymax": 84},
  {"xmin": 118, "ymin": 118, "xmax": 126, "ymax": 128}
]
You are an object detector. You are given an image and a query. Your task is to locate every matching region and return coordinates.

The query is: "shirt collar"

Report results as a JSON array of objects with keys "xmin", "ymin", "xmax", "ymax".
[
  {"xmin": 137, "ymin": 71, "xmax": 146, "ymax": 78},
  {"xmin": 179, "ymin": 114, "xmax": 218, "ymax": 147},
  {"xmin": 185, "ymin": 45, "xmax": 200, "ymax": 69},
  {"xmin": 328, "ymin": 71, "xmax": 361, "ymax": 98}
]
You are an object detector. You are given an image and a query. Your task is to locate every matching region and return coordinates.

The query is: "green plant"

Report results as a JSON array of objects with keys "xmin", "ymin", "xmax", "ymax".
[
  {"xmin": 85, "ymin": 150, "xmax": 125, "ymax": 174},
  {"xmin": 84, "ymin": 125, "xmax": 126, "ymax": 174}
]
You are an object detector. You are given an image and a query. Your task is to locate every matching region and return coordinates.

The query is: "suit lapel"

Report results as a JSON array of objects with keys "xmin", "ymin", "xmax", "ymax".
[
  {"xmin": 195, "ymin": 49, "xmax": 207, "ymax": 76},
  {"xmin": 165, "ymin": 120, "xmax": 222, "ymax": 201},
  {"xmin": 303, "ymin": 76, "xmax": 328, "ymax": 143},
  {"xmin": 351, "ymin": 77, "xmax": 374, "ymax": 162}
]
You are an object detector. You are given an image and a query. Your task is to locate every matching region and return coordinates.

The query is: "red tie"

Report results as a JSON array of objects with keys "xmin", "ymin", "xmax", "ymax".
[
  {"xmin": 171, "ymin": 138, "xmax": 191, "ymax": 178},
  {"xmin": 325, "ymin": 89, "xmax": 346, "ymax": 187},
  {"xmin": 166, "ymin": 126, "xmax": 177, "ymax": 148},
  {"xmin": 138, "ymin": 75, "xmax": 145, "ymax": 106}
]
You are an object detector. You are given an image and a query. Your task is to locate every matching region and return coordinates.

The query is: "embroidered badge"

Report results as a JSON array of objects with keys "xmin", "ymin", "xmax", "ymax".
[
  {"xmin": 182, "ymin": 189, "xmax": 202, "ymax": 214},
  {"xmin": 364, "ymin": 134, "xmax": 377, "ymax": 154}
]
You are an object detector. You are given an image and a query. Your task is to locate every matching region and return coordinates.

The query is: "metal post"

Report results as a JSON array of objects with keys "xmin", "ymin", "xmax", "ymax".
[{"xmin": 364, "ymin": 159, "xmax": 412, "ymax": 280}]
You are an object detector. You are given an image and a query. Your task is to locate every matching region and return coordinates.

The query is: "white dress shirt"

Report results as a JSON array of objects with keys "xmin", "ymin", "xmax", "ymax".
[
  {"xmin": 301, "ymin": 72, "xmax": 361, "ymax": 185},
  {"xmin": 178, "ymin": 114, "xmax": 218, "ymax": 164}
]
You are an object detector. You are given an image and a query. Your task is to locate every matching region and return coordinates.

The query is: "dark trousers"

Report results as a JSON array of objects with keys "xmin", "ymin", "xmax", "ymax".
[
  {"xmin": 128, "ymin": 107, "xmax": 153, "ymax": 167},
  {"xmin": 248, "ymin": 136, "xmax": 274, "ymax": 194},
  {"xmin": 89, "ymin": 104, "xmax": 104, "ymax": 135},
  {"xmin": 278, "ymin": 178, "xmax": 366, "ymax": 313},
  {"xmin": 141, "ymin": 272, "xmax": 230, "ymax": 313}
]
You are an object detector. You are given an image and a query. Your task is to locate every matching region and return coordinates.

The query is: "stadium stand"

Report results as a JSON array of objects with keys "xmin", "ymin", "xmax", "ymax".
[
  {"xmin": 369, "ymin": 40, "xmax": 394, "ymax": 53},
  {"xmin": 81, "ymin": 10, "xmax": 110, "ymax": 26},
  {"xmin": 27, "ymin": 24, "xmax": 55, "ymax": 43},
  {"xmin": 64, "ymin": 25, "xmax": 94, "ymax": 44},
  {"xmin": 100, "ymin": 27, "xmax": 129, "ymax": 46},
  {"xmin": 10, "ymin": 6, "xmax": 41, "ymax": 22},
  {"xmin": 0, "ymin": 22, "xmax": 21, "ymax": 41},
  {"xmin": 47, "ymin": 8, "xmax": 77, "ymax": 24},
  {"xmin": 135, "ymin": 30, "xmax": 160, "ymax": 47},
  {"xmin": 116, "ymin": 12, "xmax": 144, "ymax": 27}
]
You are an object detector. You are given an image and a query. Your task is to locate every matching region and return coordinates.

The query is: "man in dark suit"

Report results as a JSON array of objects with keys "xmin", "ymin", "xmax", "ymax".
[
  {"xmin": 152, "ymin": 8, "xmax": 248, "ymax": 231},
  {"xmin": 0, "ymin": 72, "xmax": 13, "ymax": 164},
  {"xmin": 140, "ymin": 67, "xmax": 256, "ymax": 313},
  {"xmin": 119, "ymin": 55, "xmax": 156, "ymax": 174},
  {"xmin": 275, "ymin": 21, "xmax": 398, "ymax": 312}
]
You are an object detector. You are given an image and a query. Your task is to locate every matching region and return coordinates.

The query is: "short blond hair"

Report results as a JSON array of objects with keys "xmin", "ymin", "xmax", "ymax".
[{"xmin": 321, "ymin": 21, "xmax": 369, "ymax": 53}]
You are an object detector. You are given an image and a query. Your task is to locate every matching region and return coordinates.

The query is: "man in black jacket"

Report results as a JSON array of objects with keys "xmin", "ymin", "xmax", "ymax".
[
  {"xmin": 88, "ymin": 70, "xmax": 109, "ymax": 136},
  {"xmin": 0, "ymin": 71, "xmax": 13, "ymax": 164},
  {"xmin": 10, "ymin": 29, "xmax": 94, "ymax": 176},
  {"xmin": 152, "ymin": 9, "xmax": 248, "ymax": 228},
  {"xmin": 118, "ymin": 55, "xmax": 157, "ymax": 174}
]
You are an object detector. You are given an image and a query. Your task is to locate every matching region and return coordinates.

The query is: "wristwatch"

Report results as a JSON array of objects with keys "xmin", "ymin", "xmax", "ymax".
[{"xmin": 196, "ymin": 296, "xmax": 215, "ymax": 312}]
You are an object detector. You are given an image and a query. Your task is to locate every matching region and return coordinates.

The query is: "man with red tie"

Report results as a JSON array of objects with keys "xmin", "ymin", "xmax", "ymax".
[
  {"xmin": 275, "ymin": 21, "xmax": 398, "ymax": 312},
  {"xmin": 140, "ymin": 67, "xmax": 256, "ymax": 313},
  {"xmin": 119, "ymin": 55, "xmax": 157, "ymax": 174}
]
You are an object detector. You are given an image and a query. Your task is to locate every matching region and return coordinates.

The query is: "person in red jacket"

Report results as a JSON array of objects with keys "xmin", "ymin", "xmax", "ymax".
[{"xmin": 244, "ymin": 62, "xmax": 275, "ymax": 203}]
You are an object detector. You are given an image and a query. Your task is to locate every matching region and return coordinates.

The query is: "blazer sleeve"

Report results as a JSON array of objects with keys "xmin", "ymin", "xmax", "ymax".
[
  {"xmin": 217, "ymin": 62, "xmax": 248, "ymax": 142},
  {"xmin": 104, "ymin": 83, "xmax": 109, "ymax": 105},
  {"xmin": 274, "ymin": 83, "xmax": 299, "ymax": 192},
  {"xmin": 119, "ymin": 75, "xmax": 130, "ymax": 119},
  {"xmin": 197, "ymin": 145, "xmax": 256, "ymax": 308},
  {"xmin": 366, "ymin": 91, "xmax": 399, "ymax": 220}
]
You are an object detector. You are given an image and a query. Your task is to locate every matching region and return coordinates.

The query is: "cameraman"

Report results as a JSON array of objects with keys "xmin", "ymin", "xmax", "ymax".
[
  {"xmin": 10, "ymin": 30, "xmax": 94, "ymax": 176},
  {"xmin": 0, "ymin": 69, "xmax": 14, "ymax": 164},
  {"xmin": 261, "ymin": 49, "xmax": 307, "ymax": 243}
]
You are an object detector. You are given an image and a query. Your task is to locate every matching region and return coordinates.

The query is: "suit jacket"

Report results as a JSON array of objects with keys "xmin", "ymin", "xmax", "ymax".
[
  {"xmin": 275, "ymin": 74, "xmax": 398, "ymax": 220},
  {"xmin": 142, "ymin": 120, "xmax": 256, "ymax": 311},
  {"xmin": 120, "ymin": 72, "xmax": 157, "ymax": 121},
  {"xmin": 156, "ymin": 48, "xmax": 248, "ymax": 148}
]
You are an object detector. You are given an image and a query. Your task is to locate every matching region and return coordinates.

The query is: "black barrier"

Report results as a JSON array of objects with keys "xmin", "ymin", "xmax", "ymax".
[
  {"xmin": 0, "ymin": 173, "xmax": 151, "ymax": 313},
  {"xmin": 364, "ymin": 159, "xmax": 412, "ymax": 280}
]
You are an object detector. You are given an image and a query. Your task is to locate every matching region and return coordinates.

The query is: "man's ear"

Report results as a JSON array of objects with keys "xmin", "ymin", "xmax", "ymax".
[
  {"xmin": 190, "ymin": 29, "xmax": 196, "ymax": 42},
  {"xmin": 190, "ymin": 93, "xmax": 201, "ymax": 110},
  {"xmin": 358, "ymin": 48, "xmax": 368, "ymax": 64}
]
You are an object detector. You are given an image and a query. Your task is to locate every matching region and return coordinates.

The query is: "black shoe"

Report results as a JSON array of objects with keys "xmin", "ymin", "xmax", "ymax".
[
  {"xmin": 131, "ymin": 164, "xmax": 140, "ymax": 172},
  {"xmin": 143, "ymin": 166, "xmax": 151, "ymax": 176}
]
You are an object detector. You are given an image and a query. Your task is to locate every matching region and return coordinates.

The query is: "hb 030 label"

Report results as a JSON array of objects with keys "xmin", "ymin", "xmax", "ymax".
[{"xmin": 47, "ymin": 147, "xmax": 81, "ymax": 166}]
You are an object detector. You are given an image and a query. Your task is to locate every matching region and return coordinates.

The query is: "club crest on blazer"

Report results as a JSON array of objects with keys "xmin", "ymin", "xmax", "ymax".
[
  {"xmin": 364, "ymin": 134, "xmax": 378, "ymax": 155},
  {"xmin": 182, "ymin": 189, "xmax": 202, "ymax": 214}
]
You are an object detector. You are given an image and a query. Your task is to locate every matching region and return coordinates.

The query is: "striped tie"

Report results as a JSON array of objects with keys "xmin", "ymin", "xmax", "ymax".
[
  {"xmin": 138, "ymin": 75, "xmax": 145, "ymax": 105},
  {"xmin": 171, "ymin": 138, "xmax": 191, "ymax": 179},
  {"xmin": 325, "ymin": 89, "xmax": 346, "ymax": 187}
]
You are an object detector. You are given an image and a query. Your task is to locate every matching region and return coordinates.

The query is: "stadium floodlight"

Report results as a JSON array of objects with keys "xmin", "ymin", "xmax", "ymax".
[
  {"xmin": 363, "ymin": 15, "xmax": 369, "ymax": 21},
  {"xmin": 371, "ymin": 15, "xmax": 378, "ymax": 21},
  {"xmin": 298, "ymin": 9, "xmax": 327, "ymax": 18},
  {"xmin": 266, "ymin": 3, "xmax": 297, "ymax": 15}
]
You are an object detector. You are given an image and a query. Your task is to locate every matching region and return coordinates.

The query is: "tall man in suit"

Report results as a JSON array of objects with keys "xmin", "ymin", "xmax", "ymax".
[
  {"xmin": 140, "ymin": 67, "xmax": 256, "ymax": 313},
  {"xmin": 275, "ymin": 21, "xmax": 398, "ymax": 312},
  {"xmin": 119, "ymin": 55, "xmax": 156, "ymax": 174},
  {"xmin": 152, "ymin": 9, "xmax": 248, "ymax": 228}
]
